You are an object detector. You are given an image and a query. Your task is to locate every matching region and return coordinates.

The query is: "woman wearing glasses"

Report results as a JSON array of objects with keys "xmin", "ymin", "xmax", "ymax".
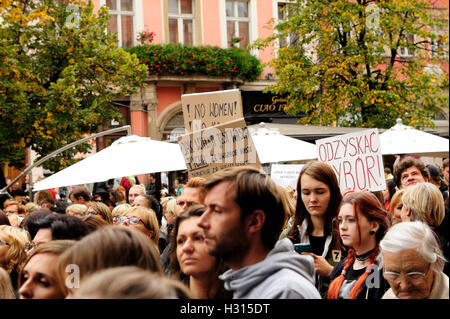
[
  {"xmin": 113, "ymin": 206, "xmax": 160, "ymax": 253},
  {"xmin": 380, "ymin": 221, "xmax": 448, "ymax": 299},
  {"xmin": 328, "ymin": 191, "xmax": 390, "ymax": 299},
  {"xmin": 85, "ymin": 201, "xmax": 113, "ymax": 224}
]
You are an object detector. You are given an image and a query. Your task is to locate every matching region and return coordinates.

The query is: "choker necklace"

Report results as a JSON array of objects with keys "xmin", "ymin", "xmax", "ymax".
[{"xmin": 356, "ymin": 249, "xmax": 373, "ymax": 262}]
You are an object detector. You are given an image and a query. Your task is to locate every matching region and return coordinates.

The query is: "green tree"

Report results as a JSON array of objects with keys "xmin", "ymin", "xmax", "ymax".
[
  {"xmin": 0, "ymin": 0, "xmax": 147, "ymax": 172},
  {"xmin": 252, "ymin": 0, "xmax": 449, "ymax": 129}
]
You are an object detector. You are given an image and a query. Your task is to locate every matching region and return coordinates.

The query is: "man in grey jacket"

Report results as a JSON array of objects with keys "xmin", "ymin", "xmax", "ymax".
[{"xmin": 198, "ymin": 166, "xmax": 321, "ymax": 299}]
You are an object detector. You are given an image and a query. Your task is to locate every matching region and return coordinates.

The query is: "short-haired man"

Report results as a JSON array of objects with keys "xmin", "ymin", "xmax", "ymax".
[
  {"xmin": 128, "ymin": 184, "xmax": 145, "ymax": 205},
  {"xmin": 393, "ymin": 157, "xmax": 429, "ymax": 189},
  {"xmin": 28, "ymin": 214, "xmax": 90, "ymax": 253},
  {"xmin": 69, "ymin": 186, "xmax": 91, "ymax": 205},
  {"xmin": 175, "ymin": 177, "xmax": 206, "ymax": 216},
  {"xmin": 198, "ymin": 166, "xmax": 320, "ymax": 299}
]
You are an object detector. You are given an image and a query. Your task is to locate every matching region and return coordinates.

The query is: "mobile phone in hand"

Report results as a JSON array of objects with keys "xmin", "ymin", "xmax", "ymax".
[{"xmin": 294, "ymin": 243, "xmax": 312, "ymax": 254}]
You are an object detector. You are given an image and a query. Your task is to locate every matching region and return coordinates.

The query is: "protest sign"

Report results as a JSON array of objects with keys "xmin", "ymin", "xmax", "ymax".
[
  {"xmin": 315, "ymin": 129, "xmax": 386, "ymax": 192},
  {"xmin": 178, "ymin": 118, "xmax": 260, "ymax": 178},
  {"xmin": 181, "ymin": 89, "xmax": 244, "ymax": 132},
  {"xmin": 270, "ymin": 164, "xmax": 304, "ymax": 190}
]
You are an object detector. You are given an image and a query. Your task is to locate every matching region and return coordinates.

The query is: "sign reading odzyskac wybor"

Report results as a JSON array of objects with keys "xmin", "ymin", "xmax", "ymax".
[
  {"xmin": 181, "ymin": 89, "xmax": 244, "ymax": 132},
  {"xmin": 315, "ymin": 129, "xmax": 386, "ymax": 192},
  {"xmin": 178, "ymin": 118, "xmax": 260, "ymax": 178},
  {"xmin": 270, "ymin": 164, "xmax": 305, "ymax": 190}
]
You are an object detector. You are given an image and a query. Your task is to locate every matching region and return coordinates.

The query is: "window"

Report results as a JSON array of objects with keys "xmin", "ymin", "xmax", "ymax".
[
  {"xmin": 398, "ymin": 34, "xmax": 415, "ymax": 58},
  {"xmin": 277, "ymin": 1, "xmax": 298, "ymax": 48},
  {"xmin": 431, "ymin": 34, "xmax": 448, "ymax": 59},
  {"xmin": 168, "ymin": 0, "xmax": 195, "ymax": 45},
  {"xmin": 226, "ymin": 0, "xmax": 249, "ymax": 49},
  {"xmin": 105, "ymin": 0, "xmax": 135, "ymax": 48}
]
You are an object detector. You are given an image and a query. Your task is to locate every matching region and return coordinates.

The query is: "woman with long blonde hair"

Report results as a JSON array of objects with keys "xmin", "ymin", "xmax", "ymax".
[{"xmin": 0, "ymin": 225, "xmax": 30, "ymax": 292}]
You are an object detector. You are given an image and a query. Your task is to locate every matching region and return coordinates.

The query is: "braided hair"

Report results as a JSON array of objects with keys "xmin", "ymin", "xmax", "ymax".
[{"xmin": 328, "ymin": 191, "xmax": 390, "ymax": 299}]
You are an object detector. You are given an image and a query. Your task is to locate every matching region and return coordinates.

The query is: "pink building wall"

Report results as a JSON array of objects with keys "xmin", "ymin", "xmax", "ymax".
[
  {"xmin": 142, "ymin": 0, "xmax": 164, "ymax": 43},
  {"xmin": 257, "ymin": 0, "xmax": 276, "ymax": 78},
  {"xmin": 130, "ymin": 110, "xmax": 148, "ymax": 136},
  {"xmin": 156, "ymin": 86, "xmax": 182, "ymax": 116},
  {"xmin": 202, "ymin": 0, "xmax": 222, "ymax": 47}
]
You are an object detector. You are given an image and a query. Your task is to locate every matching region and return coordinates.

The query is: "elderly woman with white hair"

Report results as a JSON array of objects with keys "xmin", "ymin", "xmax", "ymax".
[{"xmin": 380, "ymin": 221, "xmax": 449, "ymax": 299}]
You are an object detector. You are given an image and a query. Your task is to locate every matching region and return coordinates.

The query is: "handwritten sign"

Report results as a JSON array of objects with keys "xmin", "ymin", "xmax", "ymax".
[
  {"xmin": 178, "ymin": 118, "xmax": 260, "ymax": 178},
  {"xmin": 315, "ymin": 129, "xmax": 386, "ymax": 192},
  {"xmin": 181, "ymin": 89, "xmax": 244, "ymax": 132},
  {"xmin": 270, "ymin": 164, "xmax": 304, "ymax": 190}
]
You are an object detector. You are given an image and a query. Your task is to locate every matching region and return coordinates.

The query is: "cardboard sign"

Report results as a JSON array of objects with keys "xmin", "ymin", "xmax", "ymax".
[
  {"xmin": 270, "ymin": 164, "xmax": 304, "ymax": 190},
  {"xmin": 181, "ymin": 89, "xmax": 244, "ymax": 132},
  {"xmin": 315, "ymin": 129, "xmax": 386, "ymax": 192},
  {"xmin": 178, "ymin": 118, "xmax": 260, "ymax": 178}
]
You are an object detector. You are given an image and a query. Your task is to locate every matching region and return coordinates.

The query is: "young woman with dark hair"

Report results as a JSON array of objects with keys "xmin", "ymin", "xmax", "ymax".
[
  {"xmin": 288, "ymin": 161, "xmax": 344, "ymax": 297},
  {"xmin": 328, "ymin": 191, "xmax": 391, "ymax": 299},
  {"xmin": 168, "ymin": 205, "xmax": 230, "ymax": 299}
]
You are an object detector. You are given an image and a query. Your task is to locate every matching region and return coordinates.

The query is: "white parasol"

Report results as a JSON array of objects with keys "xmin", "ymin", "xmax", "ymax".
[
  {"xmin": 249, "ymin": 123, "xmax": 318, "ymax": 163},
  {"xmin": 33, "ymin": 135, "xmax": 187, "ymax": 191},
  {"xmin": 379, "ymin": 118, "xmax": 449, "ymax": 157}
]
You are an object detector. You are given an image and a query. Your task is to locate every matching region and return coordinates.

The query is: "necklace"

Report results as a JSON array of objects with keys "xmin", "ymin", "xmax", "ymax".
[{"xmin": 356, "ymin": 249, "xmax": 373, "ymax": 262}]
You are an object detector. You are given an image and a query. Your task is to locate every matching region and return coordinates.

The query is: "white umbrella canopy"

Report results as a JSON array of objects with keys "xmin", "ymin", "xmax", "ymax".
[
  {"xmin": 33, "ymin": 135, "xmax": 187, "ymax": 191},
  {"xmin": 379, "ymin": 118, "xmax": 449, "ymax": 157},
  {"xmin": 249, "ymin": 123, "xmax": 318, "ymax": 163}
]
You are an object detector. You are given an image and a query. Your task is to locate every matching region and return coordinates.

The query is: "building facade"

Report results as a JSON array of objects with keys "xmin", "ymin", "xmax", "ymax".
[
  {"xmin": 92, "ymin": 0, "xmax": 304, "ymax": 142},
  {"xmin": 91, "ymin": 0, "xmax": 448, "ymax": 142},
  {"xmin": 3, "ymin": 0, "xmax": 448, "ymax": 189}
]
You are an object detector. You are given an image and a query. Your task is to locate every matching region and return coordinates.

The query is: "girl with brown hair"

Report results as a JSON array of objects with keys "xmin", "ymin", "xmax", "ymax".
[
  {"xmin": 328, "ymin": 191, "xmax": 390, "ymax": 299},
  {"xmin": 168, "ymin": 205, "xmax": 230, "ymax": 299},
  {"xmin": 18, "ymin": 240, "xmax": 75, "ymax": 299},
  {"xmin": 288, "ymin": 161, "xmax": 343, "ymax": 297}
]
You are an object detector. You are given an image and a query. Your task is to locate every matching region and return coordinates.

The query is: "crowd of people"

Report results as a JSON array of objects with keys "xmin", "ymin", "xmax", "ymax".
[{"xmin": 0, "ymin": 156, "xmax": 448, "ymax": 299}]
